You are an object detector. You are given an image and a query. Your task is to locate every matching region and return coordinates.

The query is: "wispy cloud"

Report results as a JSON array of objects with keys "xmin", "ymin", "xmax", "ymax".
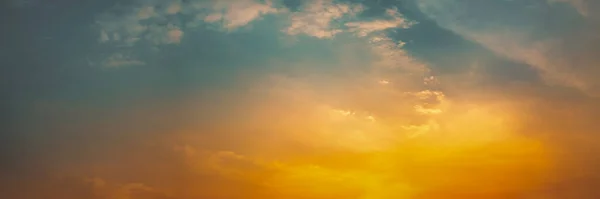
[
  {"xmin": 283, "ymin": 0, "xmax": 364, "ymax": 38},
  {"xmin": 418, "ymin": 0, "xmax": 600, "ymax": 96},
  {"xmin": 102, "ymin": 53, "xmax": 145, "ymax": 68},
  {"xmin": 200, "ymin": 0, "xmax": 281, "ymax": 31},
  {"xmin": 346, "ymin": 8, "xmax": 415, "ymax": 37},
  {"xmin": 94, "ymin": 0, "xmax": 287, "ymax": 68}
]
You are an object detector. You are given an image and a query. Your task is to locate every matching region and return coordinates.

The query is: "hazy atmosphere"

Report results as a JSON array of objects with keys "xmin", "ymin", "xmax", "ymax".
[{"xmin": 2, "ymin": 0, "xmax": 600, "ymax": 198}]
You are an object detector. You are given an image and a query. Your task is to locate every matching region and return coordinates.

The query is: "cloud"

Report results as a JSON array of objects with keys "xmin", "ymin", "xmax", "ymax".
[
  {"xmin": 345, "ymin": 8, "xmax": 415, "ymax": 37},
  {"xmin": 548, "ymin": 0, "xmax": 590, "ymax": 16},
  {"xmin": 166, "ymin": 29, "xmax": 184, "ymax": 44},
  {"xmin": 281, "ymin": 2, "xmax": 415, "ymax": 39},
  {"xmin": 103, "ymin": 53, "xmax": 145, "ymax": 68},
  {"xmin": 165, "ymin": 1, "xmax": 182, "ymax": 15},
  {"xmin": 367, "ymin": 34, "xmax": 426, "ymax": 72},
  {"xmin": 99, "ymin": 30, "xmax": 110, "ymax": 42},
  {"xmin": 94, "ymin": 0, "xmax": 286, "ymax": 68},
  {"xmin": 281, "ymin": 0, "xmax": 415, "ymax": 40},
  {"xmin": 96, "ymin": 3, "xmax": 182, "ymax": 46},
  {"xmin": 417, "ymin": 0, "xmax": 600, "ymax": 96},
  {"xmin": 137, "ymin": 6, "xmax": 155, "ymax": 20},
  {"xmin": 284, "ymin": 0, "xmax": 364, "ymax": 38},
  {"xmin": 146, "ymin": 24, "xmax": 184, "ymax": 44},
  {"xmin": 199, "ymin": 0, "xmax": 281, "ymax": 31}
]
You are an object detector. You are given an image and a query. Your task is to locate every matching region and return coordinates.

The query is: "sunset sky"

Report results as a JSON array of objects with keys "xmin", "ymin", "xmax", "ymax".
[{"xmin": 2, "ymin": 0, "xmax": 600, "ymax": 198}]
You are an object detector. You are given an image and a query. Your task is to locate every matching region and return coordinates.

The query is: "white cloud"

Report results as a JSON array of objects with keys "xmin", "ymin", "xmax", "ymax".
[
  {"xmin": 208, "ymin": 0, "xmax": 281, "ymax": 31},
  {"xmin": 97, "ymin": 0, "xmax": 283, "ymax": 48},
  {"xmin": 345, "ymin": 8, "xmax": 414, "ymax": 37},
  {"xmin": 182, "ymin": 0, "xmax": 281, "ymax": 31},
  {"xmin": 143, "ymin": 24, "xmax": 185, "ymax": 45},
  {"xmin": 281, "ymin": 3, "xmax": 414, "ymax": 40},
  {"xmin": 378, "ymin": 80, "xmax": 390, "ymax": 85},
  {"xmin": 279, "ymin": 1, "xmax": 424, "ymax": 75},
  {"xmin": 284, "ymin": 0, "xmax": 364, "ymax": 38},
  {"xmin": 103, "ymin": 53, "xmax": 145, "ymax": 68},
  {"xmin": 96, "ymin": 13, "xmax": 148, "ymax": 46},
  {"xmin": 95, "ymin": 0, "xmax": 426, "ymax": 81},
  {"xmin": 368, "ymin": 35, "xmax": 426, "ymax": 72},
  {"xmin": 411, "ymin": 90, "xmax": 445, "ymax": 102}
]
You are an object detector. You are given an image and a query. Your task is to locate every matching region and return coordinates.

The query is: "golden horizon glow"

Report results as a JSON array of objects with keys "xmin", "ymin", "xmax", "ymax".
[{"xmin": 149, "ymin": 76, "xmax": 557, "ymax": 198}]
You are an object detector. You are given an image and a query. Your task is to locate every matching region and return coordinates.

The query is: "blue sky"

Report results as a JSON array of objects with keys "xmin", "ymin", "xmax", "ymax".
[{"xmin": 2, "ymin": 0, "xmax": 600, "ymax": 198}]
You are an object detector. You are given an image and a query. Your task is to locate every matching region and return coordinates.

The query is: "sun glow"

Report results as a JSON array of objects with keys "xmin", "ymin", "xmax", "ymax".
[{"xmin": 177, "ymin": 94, "xmax": 554, "ymax": 199}]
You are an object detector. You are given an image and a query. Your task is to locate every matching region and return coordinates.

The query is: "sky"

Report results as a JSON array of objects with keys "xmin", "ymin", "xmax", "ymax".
[{"xmin": 1, "ymin": 0, "xmax": 600, "ymax": 198}]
